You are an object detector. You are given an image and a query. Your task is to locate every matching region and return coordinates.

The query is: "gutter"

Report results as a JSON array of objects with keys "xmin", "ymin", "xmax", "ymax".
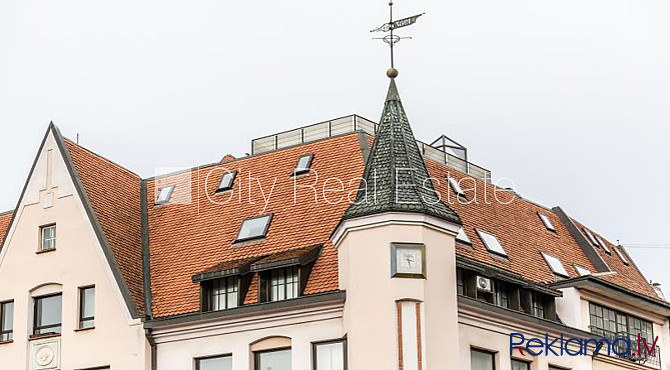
[{"xmin": 145, "ymin": 328, "xmax": 157, "ymax": 370}]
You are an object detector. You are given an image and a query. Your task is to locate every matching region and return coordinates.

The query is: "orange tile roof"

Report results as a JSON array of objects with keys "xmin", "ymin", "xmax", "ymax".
[
  {"xmin": 64, "ymin": 140, "xmax": 146, "ymax": 317},
  {"xmin": 0, "ymin": 211, "xmax": 12, "ymax": 252}
]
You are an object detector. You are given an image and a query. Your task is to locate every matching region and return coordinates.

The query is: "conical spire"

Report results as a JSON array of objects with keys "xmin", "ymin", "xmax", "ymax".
[{"xmin": 343, "ymin": 79, "xmax": 461, "ymax": 224}]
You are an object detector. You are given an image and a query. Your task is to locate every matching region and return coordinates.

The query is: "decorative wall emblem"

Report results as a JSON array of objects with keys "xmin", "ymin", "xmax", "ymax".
[{"xmin": 30, "ymin": 338, "xmax": 60, "ymax": 370}]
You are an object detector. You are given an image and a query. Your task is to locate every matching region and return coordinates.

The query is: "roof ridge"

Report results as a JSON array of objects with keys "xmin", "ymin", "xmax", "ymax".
[
  {"xmin": 63, "ymin": 138, "xmax": 140, "ymax": 179},
  {"xmin": 0, "ymin": 210, "xmax": 12, "ymax": 217}
]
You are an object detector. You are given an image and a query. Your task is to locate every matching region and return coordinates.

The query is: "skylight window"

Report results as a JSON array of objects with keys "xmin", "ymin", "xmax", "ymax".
[
  {"xmin": 216, "ymin": 171, "xmax": 238, "ymax": 192},
  {"xmin": 155, "ymin": 185, "xmax": 175, "ymax": 205},
  {"xmin": 476, "ymin": 229, "xmax": 507, "ymax": 257},
  {"xmin": 614, "ymin": 247, "xmax": 629, "ymax": 265},
  {"xmin": 456, "ymin": 228, "xmax": 471, "ymax": 244},
  {"xmin": 541, "ymin": 252, "xmax": 569, "ymax": 278},
  {"xmin": 594, "ymin": 235, "xmax": 611, "ymax": 254},
  {"xmin": 538, "ymin": 213, "xmax": 556, "ymax": 232},
  {"xmin": 574, "ymin": 264, "xmax": 591, "ymax": 276},
  {"xmin": 447, "ymin": 176, "xmax": 465, "ymax": 197},
  {"xmin": 582, "ymin": 228, "xmax": 599, "ymax": 247},
  {"xmin": 293, "ymin": 154, "xmax": 314, "ymax": 176},
  {"xmin": 236, "ymin": 214, "xmax": 272, "ymax": 242}
]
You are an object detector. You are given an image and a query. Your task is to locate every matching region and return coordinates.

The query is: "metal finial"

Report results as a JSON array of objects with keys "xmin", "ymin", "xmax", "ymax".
[{"xmin": 371, "ymin": 1, "xmax": 424, "ymax": 78}]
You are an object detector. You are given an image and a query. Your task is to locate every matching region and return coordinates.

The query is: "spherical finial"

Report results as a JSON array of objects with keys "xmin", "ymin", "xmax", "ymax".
[{"xmin": 386, "ymin": 68, "xmax": 399, "ymax": 78}]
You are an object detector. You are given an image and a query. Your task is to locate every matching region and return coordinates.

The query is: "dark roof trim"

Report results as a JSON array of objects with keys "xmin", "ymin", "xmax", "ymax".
[
  {"xmin": 457, "ymin": 256, "xmax": 562, "ymax": 297},
  {"xmin": 552, "ymin": 206, "xmax": 609, "ymax": 272},
  {"xmin": 141, "ymin": 180, "xmax": 153, "ymax": 319},
  {"xmin": 548, "ymin": 275, "xmax": 670, "ymax": 311},
  {"xmin": 459, "ymin": 295, "xmax": 604, "ymax": 341},
  {"xmin": 145, "ymin": 291, "xmax": 345, "ymax": 329},
  {"xmin": 53, "ymin": 125, "xmax": 141, "ymax": 319},
  {"xmin": 192, "ymin": 257, "xmax": 260, "ymax": 283},
  {"xmin": 250, "ymin": 246, "xmax": 322, "ymax": 272}
]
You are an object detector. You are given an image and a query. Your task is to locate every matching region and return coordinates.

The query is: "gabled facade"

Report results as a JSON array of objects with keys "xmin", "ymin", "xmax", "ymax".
[{"xmin": 0, "ymin": 81, "xmax": 668, "ymax": 370}]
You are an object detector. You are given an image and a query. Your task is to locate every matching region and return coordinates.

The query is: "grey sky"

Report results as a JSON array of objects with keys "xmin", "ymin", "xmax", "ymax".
[{"xmin": 2, "ymin": 0, "xmax": 669, "ymax": 295}]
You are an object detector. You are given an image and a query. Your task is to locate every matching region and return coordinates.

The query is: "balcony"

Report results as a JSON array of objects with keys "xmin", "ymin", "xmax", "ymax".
[
  {"xmin": 589, "ymin": 326, "xmax": 661, "ymax": 368},
  {"xmin": 250, "ymin": 114, "xmax": 492, "ymax": 183}
]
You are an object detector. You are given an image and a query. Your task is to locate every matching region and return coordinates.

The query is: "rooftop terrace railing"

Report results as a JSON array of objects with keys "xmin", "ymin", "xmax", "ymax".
[
  {"xmin": 250, "ymin": 114, "xmax": 492, "ymax": 183},
  {"xmin": 589, "ymin": 326, "xmax": 661, "ymax": 368}
]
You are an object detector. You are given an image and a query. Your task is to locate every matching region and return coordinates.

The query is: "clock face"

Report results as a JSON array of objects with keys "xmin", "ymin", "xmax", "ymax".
[{"xmin": 393, "ymin": 244, "xmax": 425, "ymax": 277}]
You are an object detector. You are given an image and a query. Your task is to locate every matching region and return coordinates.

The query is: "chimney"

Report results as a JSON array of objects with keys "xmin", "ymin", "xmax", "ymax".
[{"xmin": 221, "ymin": 154, "xmax": 236, "ymax": 163}]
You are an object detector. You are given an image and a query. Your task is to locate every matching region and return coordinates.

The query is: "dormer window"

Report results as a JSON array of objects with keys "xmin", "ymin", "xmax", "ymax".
[
  {"xmin": 614, "ymin": 247, "xmax": 629, "ymax": 265},
  {"xmin": 538, "ymin": 213, "xmax": 556, "ymax": 232},
  {"xmin": 216, "ymin": 171, "xmax": 238, "ymax": 192},
  {"xmin": 574, "ymin": 264, "xmax": 591, "ymax": 276},
  {"xmin": 541, "ymin": 252, "xmax": 569, "ymax": 278},
  {"xmin": 447, "ymin": 176, "xmax": 465, "ymax": 198},
  {"xmin": 594, "ymin": 235, "xmax": 611, "ymax": 254},
  {"xmin": 155, "ymin": 185, "xmax": 175, "ymax": 205},
  {"xmin": 203, "ymin": 276, "xmax": 240, "ymax": 311},
  {"xmin": 265, "ymin": 266, "xmax": 299, "ymax": 302},
  {"xmin": 251, "ymin": 246, "xmax": 321, "ymax": 303},
  {"xmin": 235, "ymin": 214, "xmax": 272, "ymax": 243},
  {"xmin": 40, "ymin": 224, "xmax": 57, "ymax": 252},
  {"xmin": 293, "ymin": 154, "xmax": 314, "ymax": 176},
  {"xmin": 456, "ymin": 228, "xmax": 471, "ymax": 244},
  {"xmin": 476, "ymin": 229, "xmax": 507, "ymax": 257},
  {"xmin": 583, "ymin": 228, "xmax": 599, "ymax": 247}
]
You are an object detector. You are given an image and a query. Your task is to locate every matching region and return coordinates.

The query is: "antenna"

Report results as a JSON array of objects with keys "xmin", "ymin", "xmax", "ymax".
[
  {"xmin": 76, "ymin": 133, "xmax": 80, "ymax": 145},
  {"xmin": 370, "ymin": 1, "xmax": 424, "ymax": 78}
]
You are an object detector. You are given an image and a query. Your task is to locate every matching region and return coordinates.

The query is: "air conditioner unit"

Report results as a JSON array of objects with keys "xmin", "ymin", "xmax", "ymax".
[{"xmin": 477, "ymin": 276, "xmax": 493, "ymax": 292}]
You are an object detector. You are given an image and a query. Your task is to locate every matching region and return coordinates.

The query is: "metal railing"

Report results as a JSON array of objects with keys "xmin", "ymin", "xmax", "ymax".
[
  {"xmin": 589, "ymin": 326, "xmax": 661, "ymax": 368},
  {"xmin": 250, "ymin": 114, "xmax": 492, "ymax": 183}
]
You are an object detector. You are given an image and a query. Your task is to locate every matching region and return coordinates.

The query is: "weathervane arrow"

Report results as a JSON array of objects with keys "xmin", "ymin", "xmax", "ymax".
[{"xmin": 370, "ymin": 1, "xmax": 424, "ymax": 77}]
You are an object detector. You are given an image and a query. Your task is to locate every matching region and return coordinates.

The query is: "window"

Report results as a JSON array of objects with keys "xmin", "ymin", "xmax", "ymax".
[
  {"xmin": 476, "ymin": 229, "xmax": 507, "ymax": 257},
  {"xmin": 538, "ymin": 213, "xmax": 556, "ymax": 232},
  {"xmin": 573, "ymin": 264, "xmax": 591, "ymax": 276},
  {"xmin": 614, "ymin": 247, "xmax": 629, "ymax": 265},
  {"xmin": 594, "ymin": 235, "xmax": 611, "ymax": 254},
  {"xmin": 313, "ymin": 340, "xmax": 346, "ymax": 370},
  {"xmin": 457, "ymin": 269, "xmax": 464, "ymax": 295},
  {"xmin": 511, "ymin": 359, "xmax": 530, "ymax": 370},
  {"xmin": 255, "ymin": 348, "xmax": 291, "ymax": 370},
  {"xmin": 40, "ymin": 224, "xmax": 57, "ymax": 251},
  {"xmin": 447, "ymin": 176, "xmax": 465, "ymax": 197},
  {"xmin": 548, "ymin": 366, "xmax": 569, "ymax": 370},
  {"xmin": 236, "ymin": 214, "xmax": 272, "ymax": 242},
  {"xmin": 495, "ymin": 281, "xmax": 510, "ymax": 309},
  {"xmin": 582, "ymin": 228, "xmax": 599, "ymax": 247},
  {"xmin": 293, "ymin": 154, "xmax": 314, "ymax": 176},
  {"xmin": 262, "ymin": 266, "xmax": 299, "ymax": 302},
  {"xmin": 541, "ymin": 252, "xmax": 569, "ymax": 278},
  {"xmin": 0, "ymin": 301, "xmax": 13, "ymax": 342},
  {"xmin": 33, "ymin": 293, "xmax": 62, "ymax": 335},
  {"xmin": 532, "ymin": 293, "xmax": 545, "ymax": 319},
  {"xmin": 196, "ymin": 355, "xmax": 232, "ymax": 370},
  {"xmin": 79, "ymin": 286, "xmax": 95, "ymax": 329},
  {"xmin": 204, "ymin": 277, "xmax": 239, "ymax": 311},
  {"xmin": 589, "ymin": 302, "xmax": 654, "ymax": 344},
  {"xmin": 155, "ymin": 185, "xmax": 175, "ymax": 205},
  {"xmin": 470, "ymin": 348, "xmax": 495, "ymax": 370},
  {"xmin": 456, "ymin": 228, "xmax": 471, "ymax": 244},
  {"xmin": 216, "ymin": 171, "xmax": 238, "ymax": 192}
]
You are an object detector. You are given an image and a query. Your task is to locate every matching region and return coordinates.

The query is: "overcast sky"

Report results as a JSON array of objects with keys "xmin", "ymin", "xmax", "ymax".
[{"xmin": 1, "ymin": 0, "xmax": 669, "ymax": 294}]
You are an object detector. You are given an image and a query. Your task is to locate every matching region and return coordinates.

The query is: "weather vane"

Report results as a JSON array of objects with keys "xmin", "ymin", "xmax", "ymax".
[{"xmin": 371, "ymin": 1, "xmax": 424, "ymax": 78}]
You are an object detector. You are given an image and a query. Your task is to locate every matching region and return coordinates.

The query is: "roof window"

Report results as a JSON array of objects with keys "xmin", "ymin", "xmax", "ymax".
[
  {"xmin": 538, "ymin": 213, "xmax": 556, "ymax": 232},
  {"xmin": 614, "ymin": 247, "xmax": 629, "ymax": 265},
  {"xmin": 582, "ymin": 228, "xmax": 599, "ymax": 247},
  {"xmin": 293, "ymin": 154, "xmax": 314, "ymax": 176},
  {"xmin": 456, "ymin": 228, "xmax": 471, "ymax": 244},
  {"xmin": 574, "ymin": 264, "xmax": 591, "ymax": 276},
  {"xmin": 236, "ymin": 214, "xmax": 273, "ymax": 242},
  {"xmin": 155, "ymin": 185, "xmax": 175, "ymax": 205},
  {"xmin": 541, "ymin": 252, "xmax": 569, "ymax": 278},
  {"xmin": 476, "ymin": 229, "xmax": 507, "ymax": 257},
  {"xmin": 594, "ymin": 235, "xmax": 611, "ymax": 254},
  {"xmin": 216, "ymin": 171, "xmax": 238, "ymax": 192},
  {"xmin": 447, "ymin": 176, "xmax": 465, "ymax": 198}
]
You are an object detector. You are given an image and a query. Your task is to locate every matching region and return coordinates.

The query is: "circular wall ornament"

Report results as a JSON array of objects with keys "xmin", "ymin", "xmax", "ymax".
[{"xmin": 35, "ymin": 345, "xmax": 55, "ymax": 366}]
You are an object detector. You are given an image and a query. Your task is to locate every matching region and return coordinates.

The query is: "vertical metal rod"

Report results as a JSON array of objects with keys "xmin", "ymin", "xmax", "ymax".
[{"xmin": 389, "ymin": 1, "xmax": 394, "ymax": 68}]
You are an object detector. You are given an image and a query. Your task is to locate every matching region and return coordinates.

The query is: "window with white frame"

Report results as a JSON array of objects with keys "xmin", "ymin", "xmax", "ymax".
[
  {"xmin": 40, "ymin": 224, "xmax": 57, "ymax": 251},
  {"xmin": 573, "ymin": 265, "xmax": 591, "ymax": 276},
  {"xmin": 293, "ymin": 154, "xmax": 314, "ymax": 176},
  {"xmin": 476, "ymin": 229, "xmax": 507, "ymax": 257},
  {"xmin": 541, "ymin": 252, "xmax": 569, "ymax": 278},
  {"xmin": 204, "ymin": 276, "xmax": 239, "ymax": 311},
  {"xmin": 155, "ymin": 185, "xmax": 175, "ymax": 205},
  {"xmin": 614, "ymin": 247, "xmax": 629, "ymax": 265},
  {"xmin": 314, "ymin": 340, "xmax": 346, "ymax": 370},
  {"xmin": 261, "ymin": 266, "xmax": 299, "ymax": 302},
  {"xmin": 538, "ymin": 213, "xmax": 556, "ymax": 232},
  {"xmin": 216, "ymin": 171, "xmax": 237, "ymax": 192},
  {"xmin": 594, "ymin": 235, "xmax": 611, "ymax": 254},
  {"xmin": 582, "ymin": 228, "xmax": 599, "ymax": 247},
  {"xmin": 447, "ymin": 176, "xmax": 466, "ymax": 197},
  {"xmin": 456, "ymin": 228, "xmax": 471, "ymax": 244}
]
